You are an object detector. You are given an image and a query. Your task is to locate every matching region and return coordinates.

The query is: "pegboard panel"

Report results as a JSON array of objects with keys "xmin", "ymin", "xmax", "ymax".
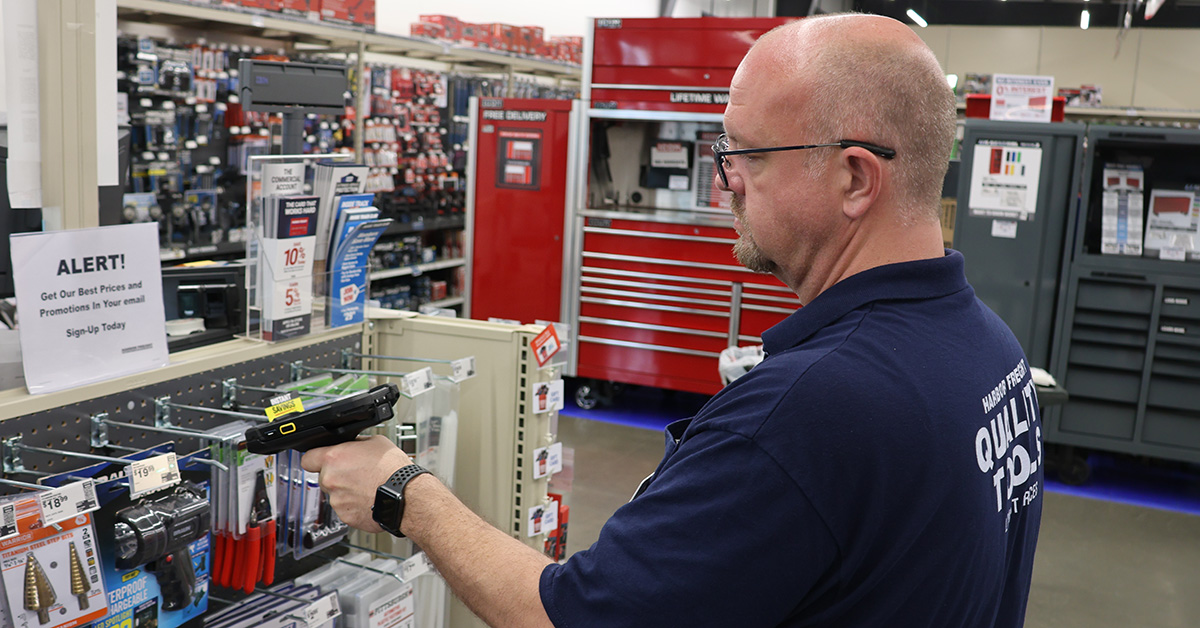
[{"xmin": 0, "ymin": 334, "xmax": 362, "ymax": 493}]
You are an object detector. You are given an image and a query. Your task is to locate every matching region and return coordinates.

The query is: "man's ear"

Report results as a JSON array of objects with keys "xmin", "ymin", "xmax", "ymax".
[{"xmin": 840, "ymin": 148, "xmax": 885, "ymax": 220}]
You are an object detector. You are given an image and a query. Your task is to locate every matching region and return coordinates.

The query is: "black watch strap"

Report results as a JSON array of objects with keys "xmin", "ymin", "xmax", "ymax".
[{"xmin": 372, "ymin": 464, "xmax": 430, "ymax": 538}]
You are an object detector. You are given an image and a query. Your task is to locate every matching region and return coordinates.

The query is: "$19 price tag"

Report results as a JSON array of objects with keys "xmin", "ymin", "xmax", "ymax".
[
  {"xmin": 39, "ymin": 479, "xmax": 99, "ymax": 527},
  {"xmin": 128, "ymin": 452, "xmax": 181, "ymax": 498}
]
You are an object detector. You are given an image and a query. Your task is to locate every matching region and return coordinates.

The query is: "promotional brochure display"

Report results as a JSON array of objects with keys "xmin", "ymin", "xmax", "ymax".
[
  {"xmin": 246, "ymin": 155, "xmax": 379, "ymax": 342},
  {"xmin": 9, "ymin": 223, "xmax": 168, "ymax": 394},
  {"xmin": 327, "ymin": 219, "xmax": 390, "ymax": 328},
  {"xmin": 259, "ymin": 194, "xmax": 319, "ymax": 341},
  {"xmin": 313, "ymin": 162, "xmax": 371, "ymax": 276}
]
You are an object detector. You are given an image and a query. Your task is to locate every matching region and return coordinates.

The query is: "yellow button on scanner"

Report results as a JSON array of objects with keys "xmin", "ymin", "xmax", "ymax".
[{"xmin": 279, "ymin": 422, "xmax": 297, "ymax": 435}]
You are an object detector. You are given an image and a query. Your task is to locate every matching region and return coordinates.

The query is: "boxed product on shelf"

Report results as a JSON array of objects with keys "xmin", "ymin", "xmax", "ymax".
[
  {"xmin": 278, "ymin": 0, "xmax": 320, "ymax": 20},
  {"xmin": 418, "ymin": 14, "xmax": 463, "ymax": 40},
  {"xmin": 319, "ymin": 0, "xmax": 374, "ymax": 29},
  {"xmin": 239, "ymin": 0, "xmax": 282, "ymax": 10},
  {"xmin": 1100, "ymin": 164, "xmax": 1145, "ymax": 256},
  {"xmin": 1142, "ymin": 186, "xmax": 1200, "ymax": 261}
]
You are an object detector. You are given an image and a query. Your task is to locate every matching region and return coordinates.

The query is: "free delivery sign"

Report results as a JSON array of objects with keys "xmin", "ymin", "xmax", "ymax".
[{"xmin": 10, "ymin": 223, "xmax": 168, "ymax": 394}]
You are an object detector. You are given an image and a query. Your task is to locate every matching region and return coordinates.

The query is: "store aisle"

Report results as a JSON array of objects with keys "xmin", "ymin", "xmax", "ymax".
[{"xmin": 555, "ymin": 397, "xmax": 1200, "ymax": 627}]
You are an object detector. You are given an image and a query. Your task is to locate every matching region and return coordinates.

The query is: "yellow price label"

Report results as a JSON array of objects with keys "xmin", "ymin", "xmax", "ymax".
[{"xmin": 265, "ymin": 397, "xmax": 304, "ymax": 421}]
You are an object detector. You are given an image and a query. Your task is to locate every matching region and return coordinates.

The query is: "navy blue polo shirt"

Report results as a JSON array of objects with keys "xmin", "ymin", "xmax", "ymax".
[{"xmin": 540, "ymin": 250, "xmax": 1043, "ymax": 627}]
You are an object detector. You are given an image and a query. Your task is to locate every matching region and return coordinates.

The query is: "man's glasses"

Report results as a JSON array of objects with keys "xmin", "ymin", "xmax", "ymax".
[{"xmin": 711, "ymin": 133, "xmax": 897, "ymax": 187}]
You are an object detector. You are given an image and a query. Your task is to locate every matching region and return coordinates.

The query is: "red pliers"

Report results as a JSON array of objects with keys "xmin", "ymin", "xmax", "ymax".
[{"xmin": 234, "ymin": 470, "xmax": 276, "ymax": 593}]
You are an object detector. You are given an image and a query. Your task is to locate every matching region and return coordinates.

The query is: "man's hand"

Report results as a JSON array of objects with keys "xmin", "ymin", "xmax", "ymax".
[{"xmin": 301, "ymin": 435, "xmax": 410, "ymax": 533}]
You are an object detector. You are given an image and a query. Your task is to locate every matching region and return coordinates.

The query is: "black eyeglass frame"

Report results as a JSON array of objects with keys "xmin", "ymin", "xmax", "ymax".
[{"xmin": 711, "ymin": 134, "xmax": 897, "ymax": 187}]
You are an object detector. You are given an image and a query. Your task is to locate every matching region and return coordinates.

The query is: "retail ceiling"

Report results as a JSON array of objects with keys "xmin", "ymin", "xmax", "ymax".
[{"xmin": 776, "ymin": 0, "xmax": 1200, "ymax": 28}]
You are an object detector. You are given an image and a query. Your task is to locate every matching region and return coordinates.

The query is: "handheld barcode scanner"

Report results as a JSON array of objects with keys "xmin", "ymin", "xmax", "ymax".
[
  {"xmin": 113, "ymin": 482, "xmax": 210, "ymax": 611},
  {"xmin": 243, "ymin": 383, "xmax": 400, "ymax": 455}
]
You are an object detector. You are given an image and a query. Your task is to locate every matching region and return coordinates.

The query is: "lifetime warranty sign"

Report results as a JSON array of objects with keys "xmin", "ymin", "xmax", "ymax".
[{"xmin": 669, "ymin": 91, "xmax": 730, "ymax": 104}]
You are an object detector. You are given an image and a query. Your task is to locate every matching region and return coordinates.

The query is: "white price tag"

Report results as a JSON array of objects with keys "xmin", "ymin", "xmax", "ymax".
[
  {"xmin": 304, "ymin": 592, "xmax": 341, "ymax": 626},
  {"xmin": 38, "ymin": 479, "xmax": 99, "ymax": 527},
  {"xmin": 128, "ymin": 453, "xmax": 181, "ymax": 498},
  {"xmin": 1, "ymin": 502, "xmax": 21, "ymax": 540},
  {"xmin": 451, "ymin": 357, "xmax": 477, "ymax": 382},
  {"xmin": 1160, "ymin": 246, "xmax": 1187, "ymax": 262},
  {"xmin": 400, "ymin": 551, "xmax": 435, "ymax": 581},
  {"xmin": 401, "ymin": 367, "xmax": 435, "ymax": 398},
  {"xmin": 991, "ymin": 220, "xmax": 1018, "ymax": 239}
]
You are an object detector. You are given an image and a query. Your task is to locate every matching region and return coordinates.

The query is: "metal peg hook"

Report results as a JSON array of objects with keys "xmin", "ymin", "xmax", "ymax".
[
  {"xmin": 4, "ymin": 436, "xmax": 133, "ymax": 471},
  {"xmin": 156, "ymin": 397, "xmax": 267, "ymax": 424},
  {"xmin": 332, "ymin": 557, "xmax": 406, "ymax": 584},
  {"xmin": 0, "ymin": 477, "xmax": 49, "ymax": 491},
  {"xmin": 337, "ymin": 540, "xmax": 410, "ymax": 562},
  {"xmin": 292, "ymin": 362, "xmax": 415, "ymax": 380},
  {"xmin": 253, "ymin": 588, "xmax": 313, "ymax": 604},
  {"xmin": 226, "ymin": 381, "xmax": 341, "ymax": 400},
  {"xmin": 341, "ymin": 349, "xmax": 452, "ymax": 368},
  {"xmin": 101, "ymin": 417, "xmax": 240, "ymax": 442}
]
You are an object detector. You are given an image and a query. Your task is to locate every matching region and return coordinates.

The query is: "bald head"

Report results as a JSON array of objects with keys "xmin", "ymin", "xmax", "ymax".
[{"xmin": 736, "ymin": 14, "xmax": 957, "ymax": 222}]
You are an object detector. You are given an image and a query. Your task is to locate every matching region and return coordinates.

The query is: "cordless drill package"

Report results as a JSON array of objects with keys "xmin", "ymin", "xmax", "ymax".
[{"xmin": 37, "ymin": 444, "xmax": 212, "ymax": 628}]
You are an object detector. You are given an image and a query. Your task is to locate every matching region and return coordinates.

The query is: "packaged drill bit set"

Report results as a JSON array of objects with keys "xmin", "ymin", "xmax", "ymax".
[
  {"xmin": 32, "ymin": 444, "xmax": 212, "ymax": 628},
  {"xmin": 0, "ymin": 496, "xmax": 108, "ymax": 628}
]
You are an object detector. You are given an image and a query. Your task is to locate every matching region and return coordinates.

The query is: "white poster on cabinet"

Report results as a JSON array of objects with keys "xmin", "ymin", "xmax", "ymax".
[
  {"xmin": 968, "ymin": 139, "xmax": 1043, "ymax": 221},
  {"xmin": 10, "ymin": 223, "xmax": 168, "ymax": 394}
]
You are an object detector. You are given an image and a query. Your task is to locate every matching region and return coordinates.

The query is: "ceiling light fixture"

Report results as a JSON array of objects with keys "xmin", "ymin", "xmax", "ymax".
[
  {"xmin": 1080, "ymin": 8, "xmax": 1090, "ymax": 29},
  {"xmin": 906, "ymin": 8, "xmax": 928, "ymax": 27}
]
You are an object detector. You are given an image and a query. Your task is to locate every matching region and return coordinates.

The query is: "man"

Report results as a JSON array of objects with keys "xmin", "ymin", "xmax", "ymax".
[{"xmin": 303, "ymin": 13, "xmax": 1043, "ymax": 627}]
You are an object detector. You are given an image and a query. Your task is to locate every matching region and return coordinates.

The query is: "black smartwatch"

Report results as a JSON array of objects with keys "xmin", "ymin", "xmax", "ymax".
[{"xmin": 372, "ymin": 464, "xmax": 430, "ymax": 538}]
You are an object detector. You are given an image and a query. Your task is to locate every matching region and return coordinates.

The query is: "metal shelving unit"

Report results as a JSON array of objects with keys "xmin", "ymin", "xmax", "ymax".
[
  {"xmin": 427, "ymin": 295, "xmax": 465, "ymax": 309},
  {"xmin": 369, "ymin": 257, "xmax": 466, "ymax": 281},
  {"xmin": 115, "ymin": 0, "xmax": 581, "ymax": 79}
]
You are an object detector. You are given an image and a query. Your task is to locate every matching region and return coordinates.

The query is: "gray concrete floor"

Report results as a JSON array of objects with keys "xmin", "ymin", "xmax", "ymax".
[{"xmin": 555, "ymin": 414, "xmax": 1200, "ymax": 627}]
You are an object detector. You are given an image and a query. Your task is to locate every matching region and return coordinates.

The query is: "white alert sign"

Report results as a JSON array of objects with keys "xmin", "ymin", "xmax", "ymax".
[{"xmin": 10, "ymin": 223, "xmax": 168, "ymax": 394}]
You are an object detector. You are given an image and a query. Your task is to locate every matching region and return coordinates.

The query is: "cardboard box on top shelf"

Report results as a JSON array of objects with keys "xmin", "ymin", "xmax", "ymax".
[{"xmin": 278, "ymin": 0, "xmax": 320, "ymax": 19}]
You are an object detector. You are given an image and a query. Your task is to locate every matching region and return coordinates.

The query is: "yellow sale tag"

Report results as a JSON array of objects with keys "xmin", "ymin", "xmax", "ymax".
[{"xmin": 266, "ymin": 397, "xmax": 304, "ymax": 421}]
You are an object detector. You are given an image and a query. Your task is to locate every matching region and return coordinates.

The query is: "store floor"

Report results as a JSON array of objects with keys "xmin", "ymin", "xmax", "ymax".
[{"xmin": 554, "ymin": 384, "xmax": 1200, "ymax": 627}]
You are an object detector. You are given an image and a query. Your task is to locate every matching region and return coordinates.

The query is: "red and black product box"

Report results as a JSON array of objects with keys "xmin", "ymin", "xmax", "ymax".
[
  {"xmin": 320, "ymin": 0, "xmax": 374, "ymax": 29},
  {"xmin": 278, "ymin": 0, "xmax": 319, "ymax": 19}
]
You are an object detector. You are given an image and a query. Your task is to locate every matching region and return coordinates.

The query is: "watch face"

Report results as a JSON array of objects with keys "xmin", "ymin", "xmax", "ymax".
[{"xmin": 373, "ymin": 485, "xmax": 403, "ymax": 534}]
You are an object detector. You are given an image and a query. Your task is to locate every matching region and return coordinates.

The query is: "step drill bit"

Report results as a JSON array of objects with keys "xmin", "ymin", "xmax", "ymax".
[
  {"xmin": 23, "ymin": 552, "xmax": 57, "ymax": 624},
  {"xmin": 69, "ymin": 542, "xmax": 90, "ymax": 610}
]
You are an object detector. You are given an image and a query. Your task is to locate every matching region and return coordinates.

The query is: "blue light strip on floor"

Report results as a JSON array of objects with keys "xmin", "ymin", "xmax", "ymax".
[
  {"xmin": 564, "ymin": 381, "xmax": 1200, "ymax": 518},
  {"xmin": 1044, "ymin": 454, "xmax": 1200, "ymax": 517}
]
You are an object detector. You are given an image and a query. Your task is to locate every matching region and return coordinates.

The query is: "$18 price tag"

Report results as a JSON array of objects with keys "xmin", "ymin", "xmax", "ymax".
[
  {"xmin": 128, "ymin": 453, "xmax": 181, "ymax": 498},
  {"xmin": 39, "ymin": 479, "xmax": 99, "ymax": 527}
]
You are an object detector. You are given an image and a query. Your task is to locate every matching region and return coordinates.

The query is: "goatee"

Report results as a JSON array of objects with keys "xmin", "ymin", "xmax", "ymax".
[{"xmin": 730, "ymin": 195, "xmax": 776, "ymax": 274}]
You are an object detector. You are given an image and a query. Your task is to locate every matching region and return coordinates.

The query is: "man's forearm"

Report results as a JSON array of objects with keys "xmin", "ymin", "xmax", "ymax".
[{"xmin": 401, "ymin": 474, "xmax": 556, "ymax": 628}]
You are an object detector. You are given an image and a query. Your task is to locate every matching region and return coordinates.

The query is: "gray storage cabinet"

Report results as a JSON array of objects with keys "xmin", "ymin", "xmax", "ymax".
[
  {"xmin": 1048, "ymin": 126, "xmax": 1200, "ymax": 464},
  {"xmin": 954, "ymin": 120, "xmax": 1086, "ymax": 369}
]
